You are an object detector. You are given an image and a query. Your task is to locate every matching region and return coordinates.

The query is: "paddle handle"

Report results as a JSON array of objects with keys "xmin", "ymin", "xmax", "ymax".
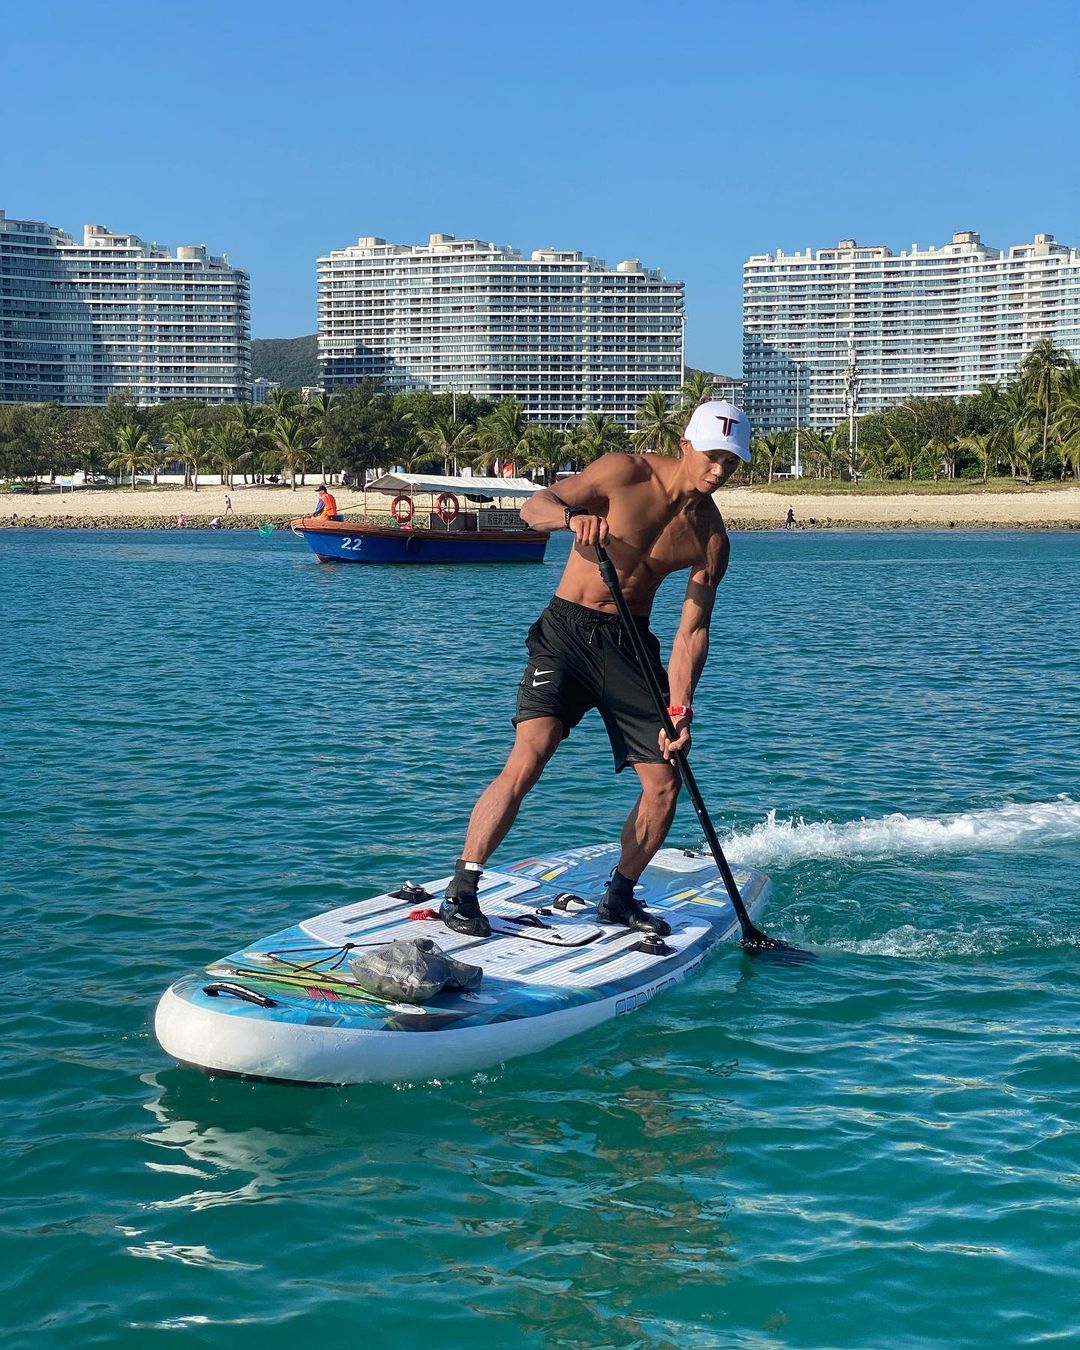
[{"xmin": 594, "ymin": 543, "xmax": 767, "ymax": 946}]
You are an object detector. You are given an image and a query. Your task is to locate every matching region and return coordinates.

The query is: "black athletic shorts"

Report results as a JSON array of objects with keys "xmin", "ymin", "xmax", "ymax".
[{"xmin": 513, "ymin": 595, "xmax": 670, "ymax": 772}]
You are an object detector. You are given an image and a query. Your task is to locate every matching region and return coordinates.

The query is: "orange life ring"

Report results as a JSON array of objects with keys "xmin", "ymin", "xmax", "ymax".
[
  {"xmin": 436, "ymin": 492, "xmax": 460, "ymax": 524},
  {"xmin": 390, "ymin": 494, "xmax": 414, "ymax": 524}
]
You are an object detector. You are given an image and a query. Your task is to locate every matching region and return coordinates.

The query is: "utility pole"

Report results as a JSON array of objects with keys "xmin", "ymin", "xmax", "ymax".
[{"xmin": 843, "ymin": 332, "xmax": 862, "ymax": 478}]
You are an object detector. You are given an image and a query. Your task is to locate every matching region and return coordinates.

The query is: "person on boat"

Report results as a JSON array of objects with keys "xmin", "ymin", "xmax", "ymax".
[
  {"xmin": 309, "ymin": 485, "xmax": 341, "ymax": 521},
  {"xmin": 441, "ymin": 400, "xmax": 751, "ymax": 939}
]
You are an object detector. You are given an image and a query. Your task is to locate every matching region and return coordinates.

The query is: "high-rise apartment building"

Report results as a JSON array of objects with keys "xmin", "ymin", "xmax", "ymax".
[
  {"xmin": 0, "ymin": 211, "xmax": 250, "ymax": 405},
  {"xmin": 743, "ymin": 231, "xmax": 1080, "ymax": 432},
  {"xmin": 710, "ymin": 374, "xmax": 747, "ymax": 406},
  {"xmin": 318, "ymin": 233, "xmax": 684, "ymax": 425}
]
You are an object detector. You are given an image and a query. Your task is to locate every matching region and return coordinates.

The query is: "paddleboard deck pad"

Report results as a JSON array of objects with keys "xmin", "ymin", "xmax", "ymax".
[{"xmin": 155, "ymin": 843, "xmax": 770, "ymax": 1085}]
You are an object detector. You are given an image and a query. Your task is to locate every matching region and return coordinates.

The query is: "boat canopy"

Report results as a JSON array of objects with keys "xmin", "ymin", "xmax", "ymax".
[{"xmin": 365, "ymin": 471, "xmax": 543, "ymax": 500}]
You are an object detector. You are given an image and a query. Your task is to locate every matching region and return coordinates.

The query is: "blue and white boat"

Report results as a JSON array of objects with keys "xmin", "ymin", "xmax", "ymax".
[{"xmin": 291, "ymin": 471, "xmax": 550, "ymax": 564}]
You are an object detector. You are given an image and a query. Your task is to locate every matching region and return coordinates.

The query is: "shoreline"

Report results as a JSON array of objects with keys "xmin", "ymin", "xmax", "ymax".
[{"xmin": 2, "ymin": 484, "xmax": 1079, "ymax": 532}]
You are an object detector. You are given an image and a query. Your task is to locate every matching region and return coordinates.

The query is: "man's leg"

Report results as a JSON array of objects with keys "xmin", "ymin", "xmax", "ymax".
[
  {"xmin": 462, "ymin": 716, "xmax": 565, "ymax": 861},
  {"xmin": 442, "ymin": 717, "xmax": 564, "ymax": 936},
  {"xmin": 617, "ymin": 760, "xmax": 682, "ymax": 879},
  {"xmin": 598, "ymin": 760, "xmax": 681, "ymax": 936}
]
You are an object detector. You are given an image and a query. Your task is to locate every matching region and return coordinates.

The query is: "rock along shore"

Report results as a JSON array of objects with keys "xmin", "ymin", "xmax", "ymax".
[{"xmin": 2, "ymin": 484, "xmax": 1079, "ymax": 532}]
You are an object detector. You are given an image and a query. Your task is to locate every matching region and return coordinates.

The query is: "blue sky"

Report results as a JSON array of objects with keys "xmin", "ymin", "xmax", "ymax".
[{"xmin": 4, "ymin": 0, "xmax": 1077, "ymax": 374}]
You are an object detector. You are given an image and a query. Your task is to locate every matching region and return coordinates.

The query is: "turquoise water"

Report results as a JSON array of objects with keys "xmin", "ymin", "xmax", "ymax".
[{"xmin": 2, "ymin": 527, "xmax": 1078, "ymax": 1349}]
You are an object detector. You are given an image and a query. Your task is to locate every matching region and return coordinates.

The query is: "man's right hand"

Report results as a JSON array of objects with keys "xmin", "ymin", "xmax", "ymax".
[{"xmin": 569, "ymin": 513, "xmax": 609, "ymax": 547}]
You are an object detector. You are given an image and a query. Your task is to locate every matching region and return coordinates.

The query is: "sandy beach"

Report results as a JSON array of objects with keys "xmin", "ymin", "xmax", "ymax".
[{"xmin": 4, "ymin": 481, "xmax": 1079, "ymax": 530}]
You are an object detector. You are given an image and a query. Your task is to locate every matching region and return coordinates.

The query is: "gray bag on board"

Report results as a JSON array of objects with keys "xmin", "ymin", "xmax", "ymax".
[{"xmin": 350, "ymin": 937, "xmax": 483, "ymax": 1004}]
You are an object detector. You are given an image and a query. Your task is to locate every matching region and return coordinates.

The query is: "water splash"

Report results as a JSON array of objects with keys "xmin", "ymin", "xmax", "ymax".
[
  {"xmin": 834, "ymin": 923, "xmax": 1080, "ymax": 959},
  {"xmin": 723, "ymin": 797, "xmax": 1080, "ymax": 870}
]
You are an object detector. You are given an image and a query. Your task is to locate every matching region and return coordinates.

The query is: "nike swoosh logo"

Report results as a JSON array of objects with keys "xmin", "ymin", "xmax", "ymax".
[
  {"xmin": 531, "ymin": 679, "xmax": 552, "ymax": 687},
  {"xmin": 532, "ymin": 669, "xmax": 554, "ymax": 676}
]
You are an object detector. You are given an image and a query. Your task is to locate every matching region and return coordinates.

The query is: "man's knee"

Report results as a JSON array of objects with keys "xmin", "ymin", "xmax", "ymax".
[
  {"xmin": 642, "ymin": 765, "xmax": 681, "ymax": 811},
  {"xmin": 503, "ymin": 721, "xmax": 562, "ymax": 793}
]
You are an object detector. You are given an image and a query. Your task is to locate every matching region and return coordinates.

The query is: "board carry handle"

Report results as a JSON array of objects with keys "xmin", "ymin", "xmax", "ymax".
[
  {"xmin": 594, "ymin": 541, "xmax": 804, "ymax": 957},
  {"xmin": 203, "ymin": 982, "xmax": 278, "ymax": 1008}
]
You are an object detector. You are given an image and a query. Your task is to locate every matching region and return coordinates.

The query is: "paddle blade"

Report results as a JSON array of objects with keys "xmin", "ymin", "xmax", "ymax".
[{"xmin": 740, "ymin": 927, "xmax": 816, "ymax": 964}]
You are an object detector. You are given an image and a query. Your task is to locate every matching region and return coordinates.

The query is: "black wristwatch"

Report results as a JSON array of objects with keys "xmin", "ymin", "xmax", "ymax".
[{"xmin": 564, "ymin": 505, "xmax": 588, "ymax": 529}]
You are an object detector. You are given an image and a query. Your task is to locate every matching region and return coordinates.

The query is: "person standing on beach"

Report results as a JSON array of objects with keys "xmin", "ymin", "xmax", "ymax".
[
  {"xmin": 440, "ymin": 400, "xmax": 751, "ymax": 939},
  {"xmin": 785, "ymin": 506, "xmax": 796, "ymax": 529},
  {"xmin": 224, "ymin": 493, "xmax": 233, "ymax": 515}
]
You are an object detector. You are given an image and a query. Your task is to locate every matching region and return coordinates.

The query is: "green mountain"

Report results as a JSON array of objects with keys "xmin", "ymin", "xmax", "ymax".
[{"xmin": 251, "ymin": 334, "xmax": 319, "ymax": 388}]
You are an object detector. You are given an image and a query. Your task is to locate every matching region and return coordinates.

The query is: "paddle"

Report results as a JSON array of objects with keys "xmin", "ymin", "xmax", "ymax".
[{"xmin": 594, "ymin": 541, "xmax": 806, "ymax": 958}]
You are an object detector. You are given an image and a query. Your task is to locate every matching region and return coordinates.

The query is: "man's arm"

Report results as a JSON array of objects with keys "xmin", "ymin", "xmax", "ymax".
[
  {"xmin": 519, "ymin": 454, "xmax": 646, "ymax": 544},
  {"xmin": 661, "ymin": 525, "xmax": 730, "ymax": 758}
]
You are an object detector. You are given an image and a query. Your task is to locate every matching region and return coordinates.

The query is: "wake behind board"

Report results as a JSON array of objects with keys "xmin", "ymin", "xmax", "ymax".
[{"xmin": 155, "ymin": 843, "xmax": 770, "ymax": 1085}]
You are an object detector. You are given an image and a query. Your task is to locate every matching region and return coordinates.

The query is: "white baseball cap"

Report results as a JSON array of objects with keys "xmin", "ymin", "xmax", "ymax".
[{"xmin": 683, "ymin": 400, "xmax": 752, "ymax": 462}]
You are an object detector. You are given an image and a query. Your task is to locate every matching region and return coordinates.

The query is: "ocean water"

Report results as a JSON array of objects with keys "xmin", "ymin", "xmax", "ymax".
[{"xmin": 1, "ymin": 526, "xmax": 1077, "ymax": 1349}]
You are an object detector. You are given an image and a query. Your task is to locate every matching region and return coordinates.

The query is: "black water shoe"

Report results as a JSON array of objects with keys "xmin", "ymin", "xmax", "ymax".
[
  {"xmin": 439, "ymin": 896, "xmax": 491, "ymax": 938},
  {"xmin": 597, "ymin": 887, "xmax": 671, "ymax": 938}
]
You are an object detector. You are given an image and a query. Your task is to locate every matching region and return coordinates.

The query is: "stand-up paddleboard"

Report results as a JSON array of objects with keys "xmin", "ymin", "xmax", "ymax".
[{"xmin": 155, "ymin": 842, "xmax": 770, "ymax": 1085}]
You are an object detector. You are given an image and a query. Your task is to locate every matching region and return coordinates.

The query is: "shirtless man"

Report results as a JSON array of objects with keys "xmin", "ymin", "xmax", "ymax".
[{"xmin": 440, "ymin": 401, "xmax": 752, "ymax": 939}]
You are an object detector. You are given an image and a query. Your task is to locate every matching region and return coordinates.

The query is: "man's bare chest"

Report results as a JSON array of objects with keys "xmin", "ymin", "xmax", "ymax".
[{"xmin": 609, "ymin": 506, "xmax": 709, "ymax": 577}]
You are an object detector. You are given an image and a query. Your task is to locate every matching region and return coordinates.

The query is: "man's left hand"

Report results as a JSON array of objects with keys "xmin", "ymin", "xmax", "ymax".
[{"xmin": 659, "ymin": 717, "xmax": 692, "ymax": 762}]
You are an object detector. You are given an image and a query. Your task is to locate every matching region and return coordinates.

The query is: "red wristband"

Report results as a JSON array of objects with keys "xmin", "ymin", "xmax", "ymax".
[{"xmin": 667, "ymin": 704, "xmax": 692, "ymax": 721}]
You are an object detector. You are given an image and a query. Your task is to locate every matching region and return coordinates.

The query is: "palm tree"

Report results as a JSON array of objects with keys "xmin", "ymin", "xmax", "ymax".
[
  {"xmin": 1019, "ymin": 338, "xmax": 1073, "ymax": 465},
  {"xmin": 473, "ymin": 400, "xmax": 530, "ymax": 474},
  {"xmin": 231, "ymin": 403, "xmax": 269, "ymax": 484},
  {"xmin": 795, "ymin": 427, "xmax": 830, "ymax": 480},
  {"xmin": 270, "ymin": 416, "xmax": 313, "ymax": 489},
  {"xmin": 521, "ymin": 425, "xmax": 567, "ymax": 484},
  {"xmin": 1000, "ymin": 423, "xmax": 1040, "ymax": 483},
  {"xmin": 886, "ymin": 411, "xmax": 924, "ymax": 481},
  {"xmin": 958, "ymin": 433, "xmax": 996, "ymax": 483},
  {"xmin": 167, "ymin": 409, "xmax": 207, "ymax": 491},
  {"xmin": 1051, "ymin": 367, "xmax": 1080, "ymax": 481},
  {"xmin": 824, "ymin": 423, "xmax": 851, "ymax": 481},
  {"xmin": 305, "ymin": 391, "xmax": 339, "ymax": 481},
  {"xmin": 306, "ymin": 390, "xmax": 337, "ymax": 423},
  {"xmin": 863, "ymin": 438, "xmax": 894, "ymax": 482},
  {"xmin": 417, "ymin": 416, "xmax": 474, "ymax": 475},
  {"xmin": 632, "ymin": 390, "xmax": 681, "ymax": 454},
  {"xmin": 1058, "ymin": 428, "xmax": 1080, "ymax": 483},
  {"xmin": 108, "ymin": 422, "xmax": 151, "ymax": 490},
  {"xmin": 992, "ymin": 384, "xmax": 1034, "ymax": 478},
  {"xmin": 924, "ymin": 437, "xmax": 951, "ymax": 482},
  {"xmin": 750, "ymin": 432, "xmax": 785, "ymax": 484},
  {"xmin": 678, "ymin": 370, "xmax": 716, "ymax": 413},
  {"xmin": 398, "ymin": 435, "xmax": 440, "ymax": 472},
  {"xmin": 888, "ymin": 432, "xmax": 921, "ymax": 481},
  {"xmin": 210, "ymin": 419, "xmax": 248, "ymax": 488},
  {"xmin": 571, "ymin": 413, "xmax": 628, "ymax": 465},
  {"xmin": 267, "ymin": 386, "xmax": 299, "ymax": 420}
]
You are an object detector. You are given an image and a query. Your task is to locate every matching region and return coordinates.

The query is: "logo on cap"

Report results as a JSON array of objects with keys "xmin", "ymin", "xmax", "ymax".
[{"xmin": 714, "ymin": 413, "xmax": 740, "ymax": 437}]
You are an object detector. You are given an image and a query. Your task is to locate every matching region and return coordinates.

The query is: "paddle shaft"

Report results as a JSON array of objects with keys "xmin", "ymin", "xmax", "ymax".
[{"xmin": 594, "ymin": 542, "xmax": 767, "ymax": 947}]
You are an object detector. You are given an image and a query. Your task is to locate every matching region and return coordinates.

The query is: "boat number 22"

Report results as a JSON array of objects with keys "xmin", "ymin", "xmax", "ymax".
[{"xmin": 338, "ymin": 538, "xmax": 364, "ymax": 550}]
